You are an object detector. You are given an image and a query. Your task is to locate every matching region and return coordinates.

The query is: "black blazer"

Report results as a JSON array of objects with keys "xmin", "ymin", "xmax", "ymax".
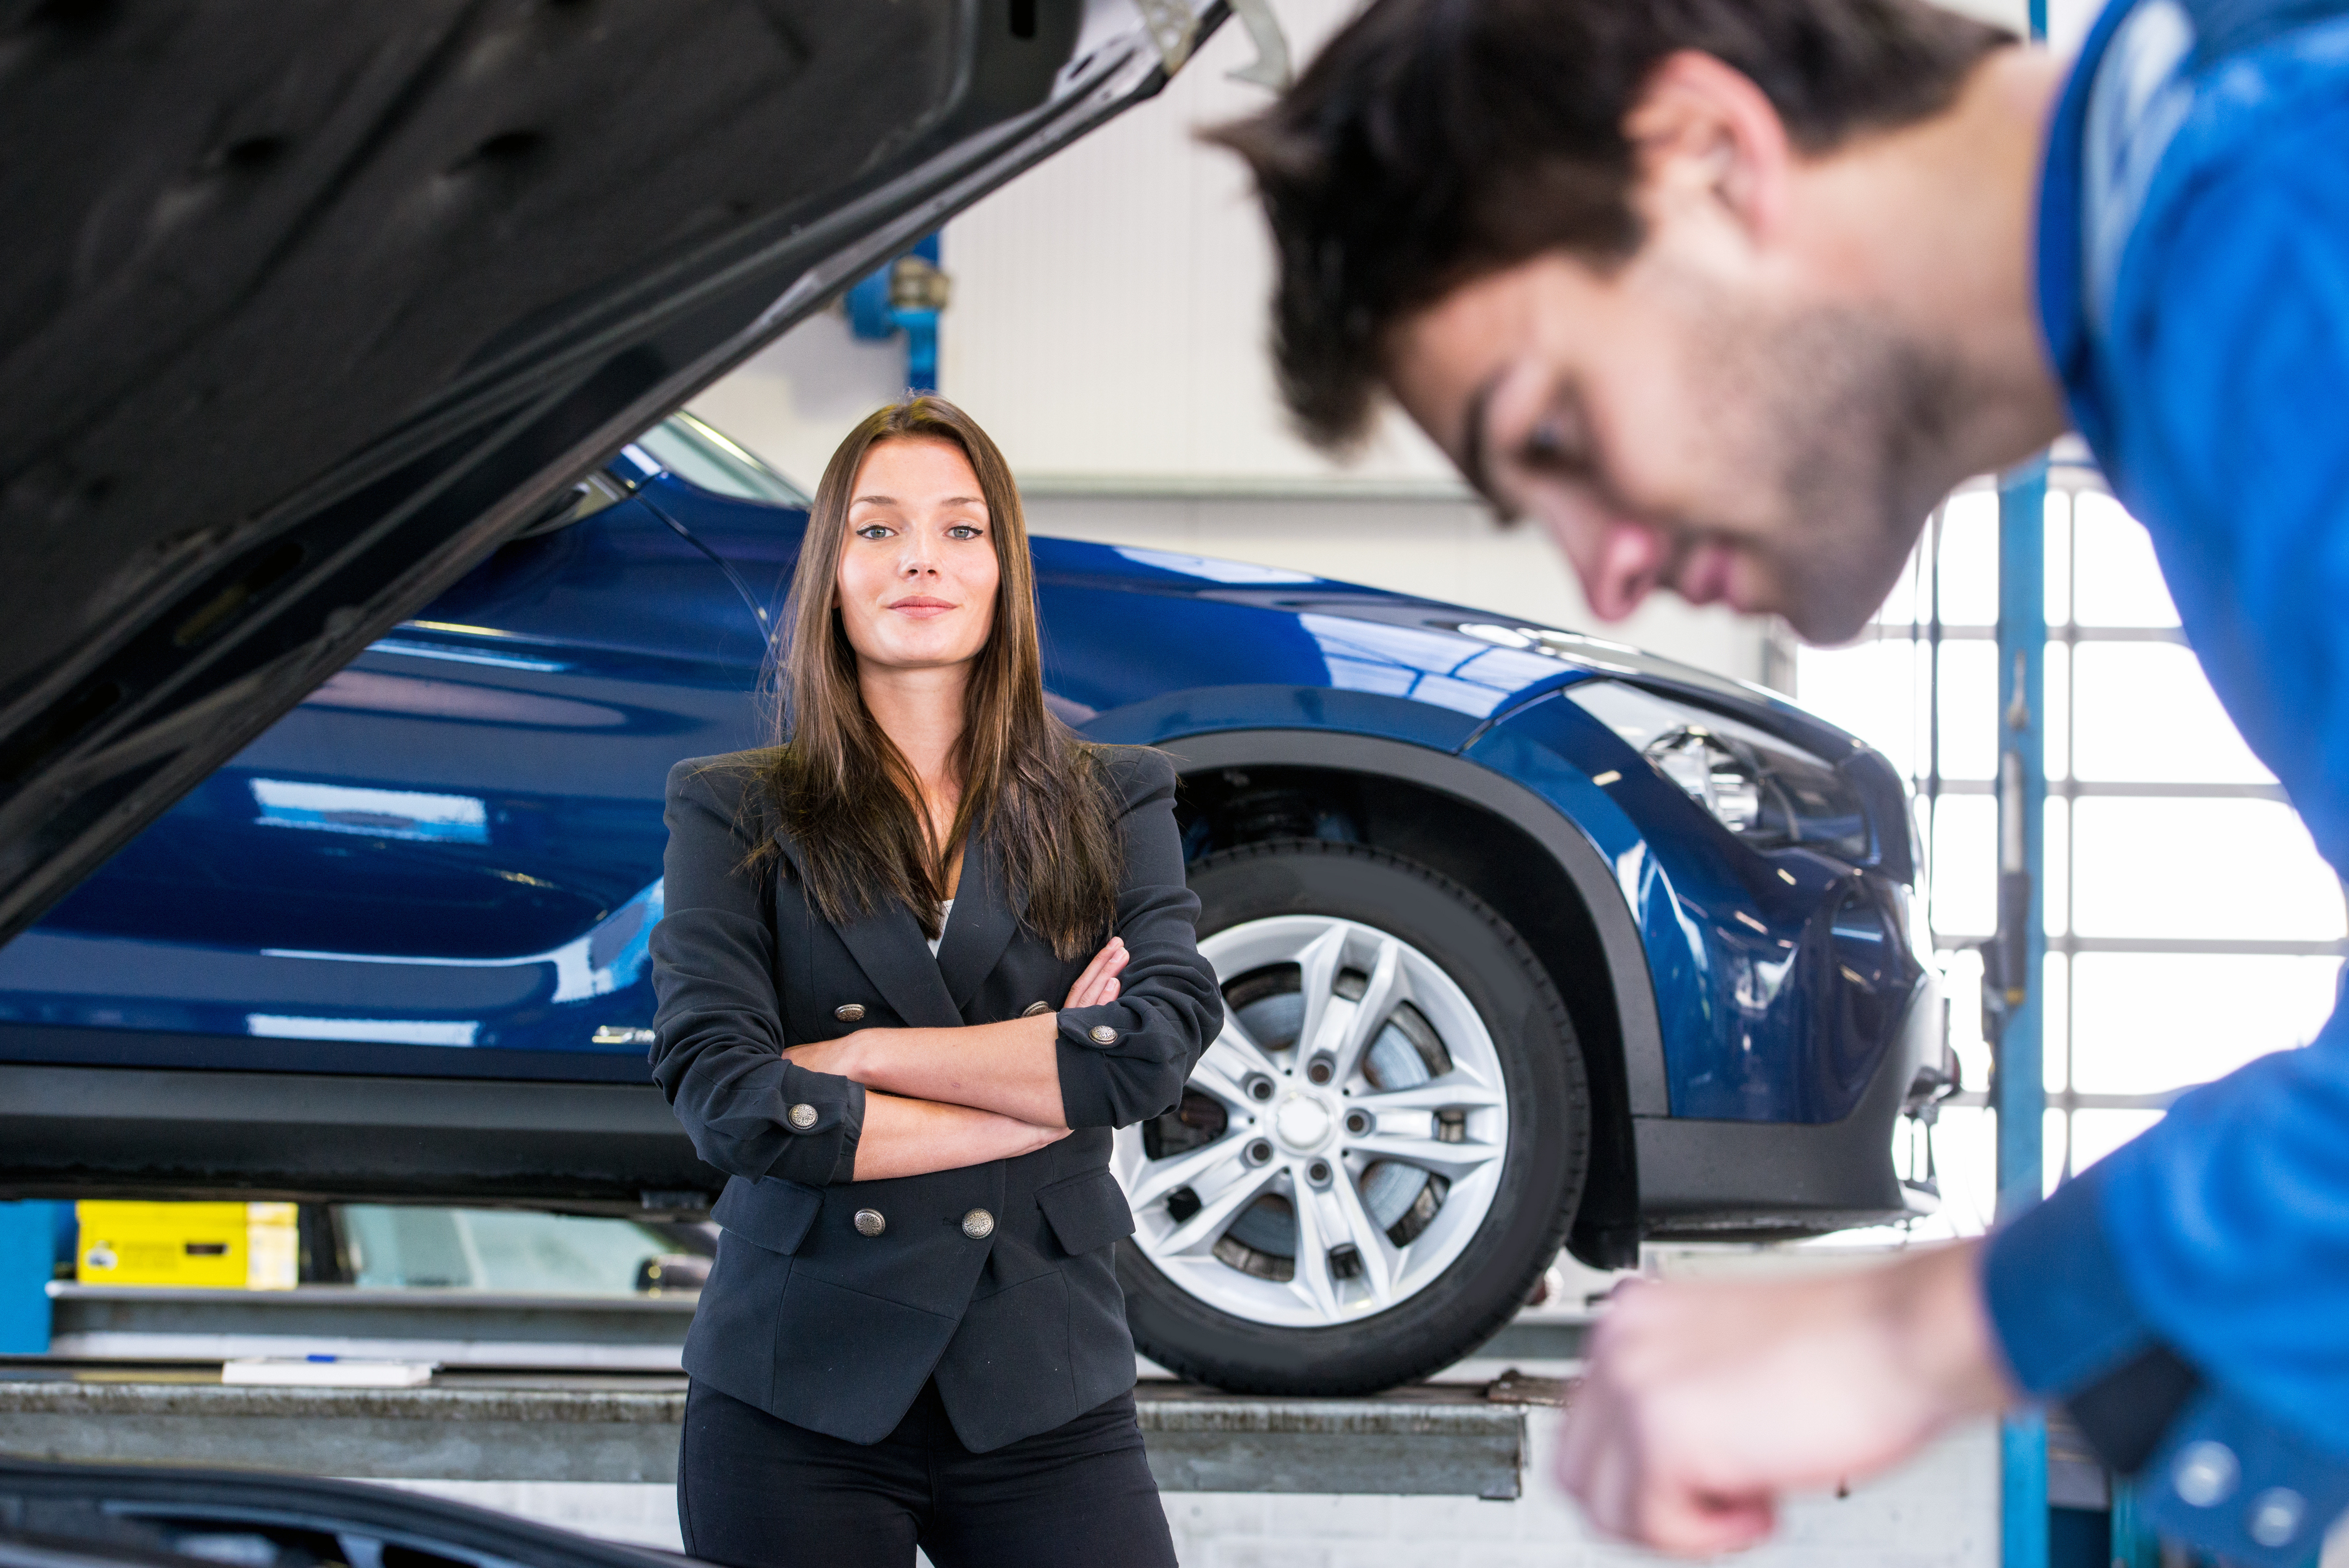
[{"xmin": 648, "ymin": 745, "xmax": 1217, "ymax": 1453}]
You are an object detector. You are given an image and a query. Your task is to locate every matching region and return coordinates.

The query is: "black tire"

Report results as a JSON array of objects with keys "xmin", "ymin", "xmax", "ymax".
[{"xmin": 1119, "ymin": 840, "xmax": 1590, "ymax": 1394}]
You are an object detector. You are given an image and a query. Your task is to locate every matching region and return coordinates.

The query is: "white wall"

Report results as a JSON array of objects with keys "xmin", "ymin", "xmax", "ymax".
[
  {"xmin": 687, "ymin": 0, "xmax": 1774, "ymax": 682},
  {"xmin": 935, "ymin": 0, "xmax": 1457, "ymax": 491}
]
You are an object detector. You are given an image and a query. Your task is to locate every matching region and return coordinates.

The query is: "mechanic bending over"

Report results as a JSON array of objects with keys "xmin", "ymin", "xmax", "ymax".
[
  {"xmin": 1214, "ymin": 0, "xmax": 2349, "ymax": 1559},
  {"xmin": 648, "ymin": 396, "xmax": 1216, "ymax": 1568}
]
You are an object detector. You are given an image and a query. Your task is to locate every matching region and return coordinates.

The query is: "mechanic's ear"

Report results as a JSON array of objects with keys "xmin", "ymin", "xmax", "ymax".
[{"xmin": 1621, "ymin": 50, "xmax": 1793, "ymax": 247}]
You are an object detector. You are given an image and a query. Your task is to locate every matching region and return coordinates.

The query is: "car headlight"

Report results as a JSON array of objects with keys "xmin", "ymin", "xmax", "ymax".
[{"xmin": 1566, "ymin": 681, "xmax": 1870, "ymax": 861}]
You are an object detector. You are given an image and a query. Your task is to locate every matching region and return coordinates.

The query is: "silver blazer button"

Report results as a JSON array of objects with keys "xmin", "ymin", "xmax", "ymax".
[
  {"xmin": 853, "ymin": 1208, "xmax": 887, "ymax": 1237},
  {"xmin": 834, "ymin": 1003, "xmax": 866, "ymax": 1023},
  {"xmin": 1089, "ymin": 1024, "xmax": 1118, "ymax": 1045},
  {"xmin": 1021, "ymin": 1001, "xmax": 1052, "ymax": 1018},
  {"xmin": 785, "ymin": 1102, "xmax": 818, "ymax": 1131},
  {"xmin": 961, "ymin": 1208, "xmax": 996, "ymax": 1240}
]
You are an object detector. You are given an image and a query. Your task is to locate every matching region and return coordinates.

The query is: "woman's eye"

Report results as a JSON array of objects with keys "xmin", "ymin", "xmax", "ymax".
[
  {"xmin": 854, "ymin": 524, "xmax": 891, "ymax": 540},
  {"xmin": 946, "ymin": 524, "xmax": 982, "ymax": 539}
]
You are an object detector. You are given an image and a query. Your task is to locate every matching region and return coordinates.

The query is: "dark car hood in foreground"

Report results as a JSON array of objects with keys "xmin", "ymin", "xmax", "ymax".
[{"xmin": 0, "ymin": 0, "xmax": 1222, "ymax": 944}]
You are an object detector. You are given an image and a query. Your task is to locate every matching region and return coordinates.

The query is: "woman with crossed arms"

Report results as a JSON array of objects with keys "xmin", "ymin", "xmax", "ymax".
[{"xmin": 649, "ymin": 396, "xmax": 1217, "ymax": 1567}]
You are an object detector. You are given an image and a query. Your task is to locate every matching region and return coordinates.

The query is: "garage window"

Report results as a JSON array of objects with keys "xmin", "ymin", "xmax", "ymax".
[{"xmin": 1794, "ymin": 462, "xmax": 2346, "ymax": 1233}]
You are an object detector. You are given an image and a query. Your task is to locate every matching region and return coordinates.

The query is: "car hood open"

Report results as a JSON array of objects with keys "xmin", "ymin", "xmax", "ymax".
[{"xmin": 0, "ymin": 0, "xmax": 1225, "ymax": 943}]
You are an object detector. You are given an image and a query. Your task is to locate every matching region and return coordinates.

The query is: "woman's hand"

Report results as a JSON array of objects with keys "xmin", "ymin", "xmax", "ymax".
[{"xmin": 1063, "ymin": 935, "xmax": 1128, "ymax": 1011}]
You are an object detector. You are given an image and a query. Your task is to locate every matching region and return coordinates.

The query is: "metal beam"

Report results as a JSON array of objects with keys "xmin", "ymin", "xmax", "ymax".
[{"xmin": 0, "ymin": 1368, "xmax": 1538, "ymax": 1499}]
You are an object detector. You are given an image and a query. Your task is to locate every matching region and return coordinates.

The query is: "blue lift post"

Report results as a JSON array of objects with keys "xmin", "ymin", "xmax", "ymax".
[
  {"xmin": 1993, "ymin": 11, "xmax": 2052, "ymax": 1564},
  {"xmin": 0, "ymin": 1201, "xmax": 62, "ymax": 1354},
  {"xmin": 1994, "ymin": 455, "xmax": 2051, "ymax": 1568},
  {"xmin": 846, "ymin": 233, "xmax": 947, "ymax": 393}
]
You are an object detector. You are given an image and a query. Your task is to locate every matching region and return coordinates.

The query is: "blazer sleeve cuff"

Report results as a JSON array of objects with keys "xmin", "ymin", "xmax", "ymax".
[
  {"xmin": 825, "ymin": 1077, "xmax": 866, "ymax": 1184},
  {"xmin": 1054, "ymin": 1023, "xmax": 1121, "ymax": 1129},
  {"xmin": 759, "ymin": 1069, "xmax": 865, "ymax": 1187},
  {"xmin": 1052, "ymin": 1000, "xmax": 1196, "ymax": 1129}
]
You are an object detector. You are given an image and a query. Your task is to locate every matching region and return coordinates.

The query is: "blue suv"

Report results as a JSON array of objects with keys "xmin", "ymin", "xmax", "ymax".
[
  {"xmin": 0, "ymin": 0, "xmax": 1946, "ymax": 1392},
  {"xmin": 0, "ymin": 412, "xmax": 1946, "ymax": 1391}
]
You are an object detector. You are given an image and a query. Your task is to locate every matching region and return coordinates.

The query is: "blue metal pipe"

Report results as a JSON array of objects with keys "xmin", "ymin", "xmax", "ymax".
[
  {"xmin": 845, "ymin": 232, "xmax": 944, "ymax": 393},
  {"xmin": 1999, "ymin": 14, "xmax": 2053, "ymax": 1554},
  {"xmin": 1996, "ymin": 454, "xmax": 2051, "ymax": 1568},
  {"xmin": 0, "ymin": 1201, "xmax": 57, "ymax": 1354}
]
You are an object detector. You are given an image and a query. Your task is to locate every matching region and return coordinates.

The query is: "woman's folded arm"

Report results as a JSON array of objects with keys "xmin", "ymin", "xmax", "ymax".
[
  {"xmin": 788, "ymin": 1007, "xmax": 1079, "ymax": 1127},
  {"xmin": 1052, "ymin": 751, "xmax": 1220, "ymax": 1127},
  {"xmin": 787, "ymin": 752, "xmax": 1217, "ymax": 1132},
  {"xmin": 851, "ymin": 1092, "xmax": 1070, "ymax": 1180},
  {"xmin": 651, "ymin": 759, "xmax": 865, "ymax": 1187}
]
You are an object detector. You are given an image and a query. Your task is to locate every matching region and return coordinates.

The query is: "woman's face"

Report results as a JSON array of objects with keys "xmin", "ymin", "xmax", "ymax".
[{"xmin": 835, "ymin": 436, "xmax": 1000, "ymax": 675}]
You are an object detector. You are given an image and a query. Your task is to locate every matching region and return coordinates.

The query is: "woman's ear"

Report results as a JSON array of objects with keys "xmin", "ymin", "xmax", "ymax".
[{"xmin": 1622, "ymin": 50, "xmax": 1794, "ymax": 251}]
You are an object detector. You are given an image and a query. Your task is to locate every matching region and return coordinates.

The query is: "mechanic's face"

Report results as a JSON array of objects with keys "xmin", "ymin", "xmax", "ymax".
[
  {"xmin": 1386, "ymin": 250, "xmax": 1957, "ymax": 644},
  {"xmin": 836, "ymin": 437, "xmax": 1000, "ymax": 675}
]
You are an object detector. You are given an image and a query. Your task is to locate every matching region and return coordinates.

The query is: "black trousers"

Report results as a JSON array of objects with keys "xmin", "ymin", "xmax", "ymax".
[{"xmin": 678, "ymin": 1379, "xmax": 1177, "ymax": 1568}]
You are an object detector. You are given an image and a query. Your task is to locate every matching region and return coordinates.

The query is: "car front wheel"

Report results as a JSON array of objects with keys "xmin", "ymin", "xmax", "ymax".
[{"xmin": 1115, "ymin": 840, "xmax": 1589, "ymax": 1394}]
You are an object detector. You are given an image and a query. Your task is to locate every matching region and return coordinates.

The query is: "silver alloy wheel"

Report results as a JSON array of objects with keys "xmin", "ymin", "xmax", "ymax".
[{"xmin": 1112, "ymin": 914, "xmax": 1510, "ymax": 1328}]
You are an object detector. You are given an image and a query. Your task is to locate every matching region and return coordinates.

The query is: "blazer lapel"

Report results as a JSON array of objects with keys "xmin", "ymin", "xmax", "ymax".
[
  {"xmin": 935, "ymin": 834, "xmax": 1020, "ymax": 1013},
  {"xmin": 773, "ymin": 829, "xmax": 961, "ymax": 1029}
]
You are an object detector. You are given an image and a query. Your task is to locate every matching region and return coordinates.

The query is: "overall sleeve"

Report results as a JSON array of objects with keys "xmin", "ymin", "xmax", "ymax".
[
  {"xmin": 648, "ymin": 757, "xmax": 864, "ymax": 1186},
  {"xmin": 1984, "ymin": 99, "xmax": 2349, "ymax": 1554},
  {"xmin": 1052, "ymin": 749, "xmax": 1221, "ymax": 1129}
]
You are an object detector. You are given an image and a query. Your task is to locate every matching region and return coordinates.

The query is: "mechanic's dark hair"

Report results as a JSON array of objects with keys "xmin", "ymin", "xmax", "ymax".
[
  {"xmin": 745, "ymin": 396, "xmax": 1119, "ymax": 959},
  {"xmin": 1207, "ymin": 0, "xmax": 2011, "ymax": 447}
]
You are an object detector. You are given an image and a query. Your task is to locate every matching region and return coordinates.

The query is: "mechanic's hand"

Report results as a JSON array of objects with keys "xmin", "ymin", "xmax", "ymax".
[
  {"xmin": 1555, "ymin": 1241, "xmax": 2015, "ymax": 1555},
  {"xmin": 1062, "ymin": 936, "xmax": 1128, "ymax": 1011}
]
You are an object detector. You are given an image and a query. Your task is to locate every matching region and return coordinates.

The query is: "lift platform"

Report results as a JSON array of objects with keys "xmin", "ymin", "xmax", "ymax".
[
  {"xmin": 0, "ymin": 1361, "xmax": 1556, "ymax": 1500},
  {"xmin": 40, "ymin": 1282, "xmax": 1587, "ymax": 1369}
]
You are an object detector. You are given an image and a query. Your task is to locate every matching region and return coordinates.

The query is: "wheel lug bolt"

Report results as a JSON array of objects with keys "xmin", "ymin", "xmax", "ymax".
[
  {"xmin": 1245, "ymin": 1074, "xmax": 1275, "ymax": 1102},
  {"xmin": 1245, "ymin": 1139, "xmax": 1274, "ymax": 1165},
  {"xmin": 1306, "ymin": 1159, "xmax": 1332, "ymax": 1187},
  {"xmin": 1305, "ymin": 1054, "xmax": 1335, "ymax": 1085},
  {"xmin": 1344, "ymin": 1110, "xmax": 1370, "ymax": 1136}
]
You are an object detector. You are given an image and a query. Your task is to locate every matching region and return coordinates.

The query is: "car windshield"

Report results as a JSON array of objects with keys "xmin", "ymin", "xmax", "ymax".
[{"xmin": 632, "ymin": 411, "xmax": 809, "ymax": 507}]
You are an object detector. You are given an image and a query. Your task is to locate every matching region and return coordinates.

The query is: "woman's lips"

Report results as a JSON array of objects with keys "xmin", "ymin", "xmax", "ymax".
[{"xmin": 886, "ymin": 596, "xmax": 956, "ymax": 619}]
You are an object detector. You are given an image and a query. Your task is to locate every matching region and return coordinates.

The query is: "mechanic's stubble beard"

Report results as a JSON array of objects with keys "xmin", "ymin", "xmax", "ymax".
[{"xmin": 1690, "ymin": 289, "xmax": 1965, "ymax": 645}]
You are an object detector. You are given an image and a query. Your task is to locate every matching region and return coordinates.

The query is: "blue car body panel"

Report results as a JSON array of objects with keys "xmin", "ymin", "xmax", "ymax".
[
  {"xmin": 1466, "ymin": 692, "xmax": 1919, "ymax": 1122},
  {"xmin": 0, "ymin": 452, "xmax": 1926, "ymax": 1139},
  {"xmin": 0, "ymin": 495, "xmax": 766, "ymax": 1079}
]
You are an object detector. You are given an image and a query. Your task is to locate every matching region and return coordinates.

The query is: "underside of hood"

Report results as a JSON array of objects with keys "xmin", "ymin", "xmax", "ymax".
[{"xmin": 0, "ymin": 0, "xmax": 1221, "ymax": 942}]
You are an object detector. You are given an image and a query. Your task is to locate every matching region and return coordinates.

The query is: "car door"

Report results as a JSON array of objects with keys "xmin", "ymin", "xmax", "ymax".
[{"xmin": 0, "ymin": 480, "xmax": 768, "ymax": 1081}]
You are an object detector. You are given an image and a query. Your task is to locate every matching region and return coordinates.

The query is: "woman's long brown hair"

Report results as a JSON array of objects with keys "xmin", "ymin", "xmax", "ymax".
[{"xmin": 745, "ymin": 397, "xmax": 1120, "ymax": 959}]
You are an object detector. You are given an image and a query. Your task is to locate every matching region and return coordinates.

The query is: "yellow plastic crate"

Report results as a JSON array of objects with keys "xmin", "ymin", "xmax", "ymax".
[{"xmin": 75, "ymin": 1202, "xmax": 299, "ymax": 1289}]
